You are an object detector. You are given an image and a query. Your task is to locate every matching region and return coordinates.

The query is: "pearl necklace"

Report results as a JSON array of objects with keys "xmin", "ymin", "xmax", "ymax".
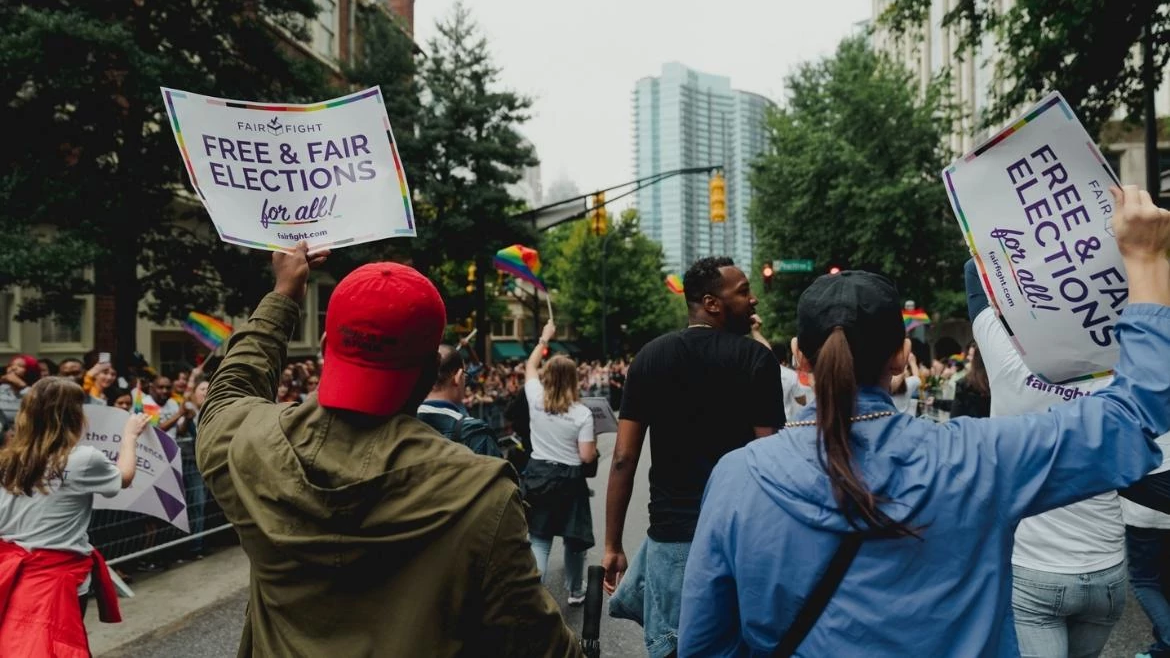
[{"xmin": 784, "ymin": 411, "xmax": 896, "ymax": 428}]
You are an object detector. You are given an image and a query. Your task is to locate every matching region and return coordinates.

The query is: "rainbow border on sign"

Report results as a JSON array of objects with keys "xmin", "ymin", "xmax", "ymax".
[
  {"xmin": 943, "ymin": 94, "xmax": 1120, "ymax": 386},
  {"xmin": 162, "ymin": 86, "xmax": 414, "ymax": 252}
]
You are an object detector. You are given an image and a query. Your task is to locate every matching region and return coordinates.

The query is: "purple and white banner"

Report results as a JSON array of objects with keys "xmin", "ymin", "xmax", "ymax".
[
  {"xmin": 83, "ymin": 405, "xmax": 189, "ymax": 532},
  {"xmin": 943, "ymin": 92, "xmax": 1124, "ymax": 385}
]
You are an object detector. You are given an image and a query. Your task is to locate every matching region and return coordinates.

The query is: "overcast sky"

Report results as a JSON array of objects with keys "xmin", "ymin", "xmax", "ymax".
[{"xmin": 414, "ymin": 0, "xmax": 873, "ymax": 206}]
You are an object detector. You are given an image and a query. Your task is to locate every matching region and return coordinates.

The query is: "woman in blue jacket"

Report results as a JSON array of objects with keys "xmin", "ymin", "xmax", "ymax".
[{"xmin": 678, "ymin": 185, "xmax": 1170, "ymax": 657}]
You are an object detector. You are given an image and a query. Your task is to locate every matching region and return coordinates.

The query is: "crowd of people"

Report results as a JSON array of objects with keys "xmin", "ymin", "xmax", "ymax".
[{"xmin": 3, "ymin": 184, "xmax": 1170, "ymax": 658}]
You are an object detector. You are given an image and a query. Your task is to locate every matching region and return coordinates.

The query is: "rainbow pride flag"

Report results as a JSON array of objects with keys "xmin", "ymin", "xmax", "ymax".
[
  {"xmin": 183, "ymin": 312, "xmax": 233, "ymax": 350},
  {"xmin": 902, "ymin": 308, "xmax": 930, "ymax": 332},
  {"xmin": 493, "ymin": 245, "xmax": 545, "ymax": 291},
  {"xmin": 665, "ymin": 274, "xmax": 684, "ymax": 295},
  {"xmin": 133, "ymin": 382, "xmax": 161, "ymax": 426}
]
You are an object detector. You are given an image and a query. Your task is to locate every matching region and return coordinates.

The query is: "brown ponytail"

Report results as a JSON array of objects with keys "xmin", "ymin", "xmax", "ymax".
[{"xmin": 813, "ymin": 328, "xmax": 919, "ymax": 539}]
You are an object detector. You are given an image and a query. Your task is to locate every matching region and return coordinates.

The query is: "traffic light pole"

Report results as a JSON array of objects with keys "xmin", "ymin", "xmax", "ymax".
[
  {"xmin": 601, "ymin": 230, "xmax": 613, "ymax": 360},
  {"xmin": 516, "ymin": 165, "xmax": 725, "ymax": 233}
]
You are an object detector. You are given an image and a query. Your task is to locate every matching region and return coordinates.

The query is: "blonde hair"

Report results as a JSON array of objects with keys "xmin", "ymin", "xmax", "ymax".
[
  {"xmin": 541, "ymin": 355, "xmax": 580, "ymax": 415},
  {"xmin": 0, "ymin": 378, "xmax": 87, "ymax": 495}
]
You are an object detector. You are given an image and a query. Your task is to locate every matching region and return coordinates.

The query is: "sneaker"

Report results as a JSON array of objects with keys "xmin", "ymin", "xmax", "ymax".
[{"xmin": 567, "ymin": 592, "xmax": 587, "ymax": 606}]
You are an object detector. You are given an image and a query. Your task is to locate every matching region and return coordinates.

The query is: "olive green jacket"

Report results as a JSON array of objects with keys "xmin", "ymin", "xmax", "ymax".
[{"xmin": 197, "ymin": 293, "xmax": 581, "ymax": 658}]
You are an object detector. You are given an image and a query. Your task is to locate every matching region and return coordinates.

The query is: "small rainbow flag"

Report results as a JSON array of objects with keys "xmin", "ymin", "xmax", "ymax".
[
  {"xmin": 133, "ymin": 382, "xmax": 161, "ymax": 426},
  {"xmin": 665, "ymin": 274, "xmax": 684, "ymax": 295},
  {"xmin": 902, "ymin": 308, "xmax": 931, "ymax": 332},
  {"xmin": 493, "ymin": 245, "xmax": 545, "ymax": 291},
  {"xmin": 183, "ymin": 312, "xmax": 233, "ymax": 350}
]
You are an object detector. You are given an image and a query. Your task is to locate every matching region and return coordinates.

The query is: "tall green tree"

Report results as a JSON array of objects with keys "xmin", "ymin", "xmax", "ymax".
[
  {"xmin": 879, "ymin": 0, "xmax": 1170, "ymax": 136},
  {"xmin": 410, "ymin": 2, "xmax": 538, "ymax": 350},
  {"xmin": 0, "ymin": 1, "xmax": 330, "ymax": 365},
  {"xmin": 751, "ymin": 36, "xmax": 967, "ymax": 337},
  {"xmin": 411, "ymin": 2, "xmax": 536, "ymax": 276},
  {"xmin": 328, "ymin": 3, "xmax": 423, "ymax": 275},
  {"xmin": 543, "ymin": 210, "xmax": 686, "ymax": 358}
]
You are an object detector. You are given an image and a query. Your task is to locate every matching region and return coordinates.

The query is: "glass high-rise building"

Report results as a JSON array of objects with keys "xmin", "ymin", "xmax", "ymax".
[{"xmin": 633, "ymin": 62, "xmax": 774, "ymax": 275}]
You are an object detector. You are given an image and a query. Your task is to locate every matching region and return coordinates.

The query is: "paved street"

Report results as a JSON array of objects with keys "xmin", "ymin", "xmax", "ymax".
[{"xmin": 104, "ymin": 429, "xmax": 1160, "ymax": 657}]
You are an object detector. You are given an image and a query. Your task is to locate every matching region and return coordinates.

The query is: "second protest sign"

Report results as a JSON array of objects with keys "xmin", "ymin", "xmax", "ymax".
[{"xmin": 943, "ymin": 92, "xmax": 1124, "ymax": 384}]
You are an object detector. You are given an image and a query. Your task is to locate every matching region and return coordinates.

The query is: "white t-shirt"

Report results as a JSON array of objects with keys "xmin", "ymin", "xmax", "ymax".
[
  {"xmin": 974, "ymin": 309, "xmax": 1127, "ymax": 573},
  {"xmin": 891, "ymin": 376, "xmax": 920, "ymax": 415},
  {"xmin": 0, "ymin": 445, "xmax": 121, "ymax": 592},
  {"xmin": 525, "ymin": 379, "xmax": 594, "ymax": 466},
  {"xmin": 145, "ymin": 394, "xmax": 181, "ymax": 438},
  {"xmin": 780, "ymin": 366, "xmax": 805, "ymax": 421}
]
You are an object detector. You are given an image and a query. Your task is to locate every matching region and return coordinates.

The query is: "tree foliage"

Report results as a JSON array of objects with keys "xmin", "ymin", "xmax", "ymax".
[
  {"xmin": 410, "ymin": 2, "xmax": 537, "ymax": 275},
  {"xmin": 751, "ymin": 37, "xmax": 968, "ymax": 338},
  {"xmin": 0, "ymin": 0, "xmax": 330, "ymax": 363},
  {"xmin": 543, "ymin": 209, "xmax": 686, "ymax": 358},
  {"xmin": 0, "ymin": 0, "xmax": 537, "ymax": 362},
  {"xmin": 879, "ymin": 0, "xmax": 1170, "ymax": 137}
]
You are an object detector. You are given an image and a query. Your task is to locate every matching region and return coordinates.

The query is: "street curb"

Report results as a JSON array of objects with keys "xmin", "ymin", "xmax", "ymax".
[
  {"xmin": 87, "ymin": 546, "xmax": 250, "ymax": 657},
  {"xmin": 97, "ymin": 585, "xmax": 248, "ymax": 658}
]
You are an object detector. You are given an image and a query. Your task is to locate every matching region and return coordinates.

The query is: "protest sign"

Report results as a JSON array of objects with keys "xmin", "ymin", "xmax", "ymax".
[
  {"xmin": 943, "ymin": 92, "xmax": 1123, "ymax": 384},
  {"xmin": 83, "ymin": 405, "xmax": 189, "ymax": 532},
  {"xmin": 161, "ymin": 86, "xmax": 414, "ymax": 252},
  {"xmin": 582, "ymin": 398, "xmax": 618, "ymax": 435}
]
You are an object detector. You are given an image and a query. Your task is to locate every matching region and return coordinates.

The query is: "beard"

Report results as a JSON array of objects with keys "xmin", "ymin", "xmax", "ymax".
[{"xmin": 724, "ymin": 313, "xmax": 752, "ymax": 336}]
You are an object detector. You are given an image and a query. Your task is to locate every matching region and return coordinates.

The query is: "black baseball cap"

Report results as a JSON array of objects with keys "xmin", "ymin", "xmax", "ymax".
[{"xmin": 797, "ymin": 271, "xmax": 904, "ymax": 359}]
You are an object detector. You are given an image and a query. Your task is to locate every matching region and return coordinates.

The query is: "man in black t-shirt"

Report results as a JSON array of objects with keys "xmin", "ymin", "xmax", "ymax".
[{"xmin": 603, "ymin": 256, "xmax": 785, "ymax": 658}]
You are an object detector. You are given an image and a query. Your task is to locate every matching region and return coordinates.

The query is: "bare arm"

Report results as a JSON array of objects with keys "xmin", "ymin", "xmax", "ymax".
[
  {"xmin": 525, "ymin": 320, "xmax": 556, "ymax": 382},
  {"xmin": 578, "ymin": 440, "xmax": 598, "ymax": 464},
  {"xmin": 118, "ymin": 413, "xmax": 150, "ymax": 488},
  {"xmin": 603, "ymin": 418, "xmax": 646, "ymax": 593}
]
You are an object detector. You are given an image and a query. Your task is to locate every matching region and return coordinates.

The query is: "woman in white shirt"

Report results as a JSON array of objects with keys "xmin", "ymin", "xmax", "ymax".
[
  {"xmin": 523, "ymin": 321, "xmax": 597, "ymax": 605},
  {"xmin": 0, "ymin": 377, "xmax": 149, "ymax": 645}
]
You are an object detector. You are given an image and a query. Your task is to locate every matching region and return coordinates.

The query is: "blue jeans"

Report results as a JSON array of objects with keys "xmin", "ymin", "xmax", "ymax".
[
  {"xmin": 608, "ymin": 537, "xmax": 690, "ymax": 658},
  {"xmin": 1127, "ymin": 526, "xmax": 1170, "ymax": 656},
  {"xmin": 529, "ymin": 534, "xmax": 587, "ymax": 597},
  {"xmin": 1012, "ymin": 561, "xmax": 1128, "ymax": 658}
]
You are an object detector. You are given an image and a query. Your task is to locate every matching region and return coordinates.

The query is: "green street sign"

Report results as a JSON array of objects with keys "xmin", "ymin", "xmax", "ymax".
[{"xmin": 776, "ymin": 259, "xmax": 814, "ymax": 273}]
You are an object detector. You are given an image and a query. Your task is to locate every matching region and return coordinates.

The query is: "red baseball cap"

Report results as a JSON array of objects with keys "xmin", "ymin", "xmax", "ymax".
[{"xmin": 317, "ymin": 262, "xmax": 447, "ymax": 416}]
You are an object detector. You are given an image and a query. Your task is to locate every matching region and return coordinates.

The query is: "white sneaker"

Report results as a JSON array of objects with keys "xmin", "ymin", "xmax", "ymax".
[{"xmin": 567, "ymin": 592, "xmax": 586, "ymax": 606}]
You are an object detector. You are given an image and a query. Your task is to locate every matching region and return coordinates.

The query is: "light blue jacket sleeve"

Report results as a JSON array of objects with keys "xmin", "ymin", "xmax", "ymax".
[
  {"xmin": 944, "ymin": 304, "xmax": 1170, "ymax": 520},
  {"xmin": 679, "ymin": 453, "xmax": 749, "ymax": 658}
]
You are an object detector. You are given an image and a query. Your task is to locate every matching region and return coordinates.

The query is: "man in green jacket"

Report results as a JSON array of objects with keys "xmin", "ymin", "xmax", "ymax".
[{"xmin": 198, "ymin": 243, "xmax": 581, "ymax": 657}]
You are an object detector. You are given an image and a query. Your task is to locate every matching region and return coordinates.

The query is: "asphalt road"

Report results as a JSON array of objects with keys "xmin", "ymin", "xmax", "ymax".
[{"xmin": 110, "ymin": 428, "xmax": 1161, "ymax": 657}]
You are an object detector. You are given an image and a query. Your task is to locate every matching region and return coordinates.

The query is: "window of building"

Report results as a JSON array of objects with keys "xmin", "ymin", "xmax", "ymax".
[
  {"xmin": 311, "ymin": 0, "xmax": 339, "ymax": 60},
  {"xmin": 0, "ymin": 291, "xmax": 13, "ymax": 347},
  {"xmin": 316, "ymin": 283, "xmax": 335, "ymax": 341},
  {"xmin": 39, "ymin": 298, "xmax": 87, "ymax": 346},
  {"xmin": 491, "ymin": 318, "xmax": 515, "ymax": 338},
  {"xmin": 1104, "ymin": 150, "xmax": 1122, "ymax": 178},
  {"xmin": 290, "ymin": 303, "xmax": 308, "ymax": 343}
]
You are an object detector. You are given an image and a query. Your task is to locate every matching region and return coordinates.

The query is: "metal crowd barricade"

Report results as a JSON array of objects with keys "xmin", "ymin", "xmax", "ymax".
[{"xmin": 90, "ymin": 437, "xmax": 233, "ymax": 566}]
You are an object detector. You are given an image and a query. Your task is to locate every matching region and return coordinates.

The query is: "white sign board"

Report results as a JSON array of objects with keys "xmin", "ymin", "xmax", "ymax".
[
  {"xmin": 943, "ymin": 92, "xmax": 1124, "ymax": 384},
  {"xmin": 83, "ymin": 405, "xmax": 190, "ymax": 532},
  {"xmin": 161, "ymin": 86, "xmax": 415, "ymax": 252},
  {"xmin": 582, "ymin": 398, "xmax": 618, "ymax": 435}
]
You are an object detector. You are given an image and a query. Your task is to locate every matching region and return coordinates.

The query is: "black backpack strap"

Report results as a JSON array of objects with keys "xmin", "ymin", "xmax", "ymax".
[
  {"xmin": 451, "ymin": 416, "xmax": 466, "ymax": 445},
  {"xmin": 773, "ymin": 534, "xmax": 863, "ymax": 657}
]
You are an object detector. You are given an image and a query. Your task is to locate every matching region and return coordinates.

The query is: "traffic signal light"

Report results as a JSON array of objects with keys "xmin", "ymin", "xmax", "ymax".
[
  {"xmin": 708, "ymin": 173, "xmax": 726, "ymax": 223},
  {"xmin": 466, "ymin": 262, "xmax": 476, "ymax": 294},
  {"xmin": 589, "ymin": 192, "xmax": 608, "ymax": 236},
  {"xmin": 762, "ymin": 263, "xmax": 774, "ymax": 291}
]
